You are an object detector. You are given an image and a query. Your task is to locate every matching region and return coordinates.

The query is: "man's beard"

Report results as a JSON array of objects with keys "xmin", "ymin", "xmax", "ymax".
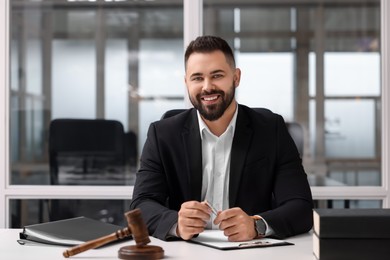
[{"xmin": 189, "ymin": 82, "xmax": 235, "ymax": 121}]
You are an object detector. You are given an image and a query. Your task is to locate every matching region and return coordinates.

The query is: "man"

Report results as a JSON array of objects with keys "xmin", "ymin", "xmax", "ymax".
[{"xmin": 130, "ymin": 35, "xmax": 313, "ymax": 242}]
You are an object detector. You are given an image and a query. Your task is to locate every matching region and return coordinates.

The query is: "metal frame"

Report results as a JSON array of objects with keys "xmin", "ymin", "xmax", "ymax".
[
  {"xmin": 0, "ymin": 0, "xmax": 9, "ymax": 228},
  {"xmin": 380, "ymin": 0, "xmax": 390, "ymax": 207}
]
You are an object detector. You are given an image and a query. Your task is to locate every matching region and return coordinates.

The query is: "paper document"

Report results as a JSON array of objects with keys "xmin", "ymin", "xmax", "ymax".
[{"xmin": 190, "ymin": 230, "xmax": 293, "ymax": 250}]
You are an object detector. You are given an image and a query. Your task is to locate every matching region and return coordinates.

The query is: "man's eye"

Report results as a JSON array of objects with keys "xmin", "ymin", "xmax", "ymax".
[
  {"xmin": 213, "ymin": 74, "xmax": 223, "ymax": 79},
  {"xmin": 192, "ymin": 77, "xmax": 203, "ymax": 81}
]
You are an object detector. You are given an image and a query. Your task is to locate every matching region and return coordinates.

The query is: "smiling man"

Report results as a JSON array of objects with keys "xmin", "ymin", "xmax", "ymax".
[{"xmin": 130, "ymin": 35, "xmax": 313, "ymax": 242}]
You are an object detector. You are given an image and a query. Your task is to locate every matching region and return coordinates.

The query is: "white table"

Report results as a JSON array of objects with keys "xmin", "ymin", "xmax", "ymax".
[{"xmin": 0, "ymin": 229, "xmax": 315, "ymax": 259}]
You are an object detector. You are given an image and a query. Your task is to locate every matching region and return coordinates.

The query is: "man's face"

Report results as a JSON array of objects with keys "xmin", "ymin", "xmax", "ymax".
[{"xmin": 185, "ymin": 51, "xmax": 240, "ymax": 121}]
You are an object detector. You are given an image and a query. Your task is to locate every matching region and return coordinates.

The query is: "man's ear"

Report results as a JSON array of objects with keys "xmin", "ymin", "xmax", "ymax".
[{"xmin": 234, "ymin": 68, "xmax": 241, "ymax": 87}]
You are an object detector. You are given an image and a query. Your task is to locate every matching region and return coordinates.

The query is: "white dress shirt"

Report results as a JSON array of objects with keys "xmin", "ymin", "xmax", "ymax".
[
  {"xmin": 197, "ymin": 106, "xmax": 274, "ymax": 235},
  {"xmin": 198, "ymin": 107, "xmax": 238, "ymax": 229}
]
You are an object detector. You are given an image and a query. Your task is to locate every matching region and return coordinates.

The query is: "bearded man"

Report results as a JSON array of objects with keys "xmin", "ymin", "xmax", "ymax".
[{"xmin": 130, "ymin": 35, "xmax": 313, "ymax": 242}]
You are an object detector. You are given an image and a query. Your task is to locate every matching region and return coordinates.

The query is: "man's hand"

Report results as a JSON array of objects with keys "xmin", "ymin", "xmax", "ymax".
[
  {"xmin": 213, "ymin": 207, "xmax": 257, "ymax": 242},
  {"xmin": 177, "ymin": 201, "xmax": 211, "ymax": 240}
]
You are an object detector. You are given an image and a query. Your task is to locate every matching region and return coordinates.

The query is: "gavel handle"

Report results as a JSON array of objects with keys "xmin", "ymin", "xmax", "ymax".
[{"xmin": 63, "ymin": 227, "xmax": 131, "ymax": 258}]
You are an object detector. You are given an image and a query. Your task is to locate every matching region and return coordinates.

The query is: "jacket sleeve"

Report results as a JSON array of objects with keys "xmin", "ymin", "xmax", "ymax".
[
  {"xmin": 260, "ymin": 115, "xmax": 313, "ymax": 238},
  {"xmin": 129, "ymin": 122, "xmax": 178, "ymax": 240}
]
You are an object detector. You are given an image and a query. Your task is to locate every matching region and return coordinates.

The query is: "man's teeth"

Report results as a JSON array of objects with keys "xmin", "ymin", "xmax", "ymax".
[{"xmin": 204, "ymin": 96, "xmax": 218, "ymax": 101}]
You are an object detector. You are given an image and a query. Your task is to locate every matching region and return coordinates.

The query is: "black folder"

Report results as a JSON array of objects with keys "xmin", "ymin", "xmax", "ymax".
[{"xmin": 19, "ymin": 216, "xmax": 127, "ymax": 246}]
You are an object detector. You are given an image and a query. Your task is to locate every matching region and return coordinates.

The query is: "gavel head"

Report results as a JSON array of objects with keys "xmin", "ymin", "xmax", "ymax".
[{"xmin": 124, "ymin": 209, "xmax": 151, "ymax": 247}]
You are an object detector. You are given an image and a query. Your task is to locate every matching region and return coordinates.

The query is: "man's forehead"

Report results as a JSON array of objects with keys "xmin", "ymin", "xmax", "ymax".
[
  {"xmin": 187, "ymin": 51, "xmax": 226, "ymax": 63},
  {"xmin": 186, "ymin": 51, "xmax": 230, "ymax": 73}
]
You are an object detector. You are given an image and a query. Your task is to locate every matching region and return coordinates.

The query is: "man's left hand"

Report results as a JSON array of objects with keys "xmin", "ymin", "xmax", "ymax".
[{"xmin": 213, "ymin": 207, "xmax": 257, "ymax": 242}]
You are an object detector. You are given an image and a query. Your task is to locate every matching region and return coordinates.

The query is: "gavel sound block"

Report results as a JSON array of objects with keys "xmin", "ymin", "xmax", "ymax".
[{"xmin": 63, "ymin": 209, "xmax": 164, "ymax": 259}]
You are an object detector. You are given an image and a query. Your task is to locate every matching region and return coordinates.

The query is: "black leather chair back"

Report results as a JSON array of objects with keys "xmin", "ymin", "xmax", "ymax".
[{"xmin": 49, "ymin": 118, "xmax": 126, "ymax": 184}]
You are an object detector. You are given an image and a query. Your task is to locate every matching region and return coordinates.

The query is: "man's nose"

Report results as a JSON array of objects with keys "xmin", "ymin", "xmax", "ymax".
[{"xmin": 202, "ymin": 78, "xmax": 215, "ymax": 92}]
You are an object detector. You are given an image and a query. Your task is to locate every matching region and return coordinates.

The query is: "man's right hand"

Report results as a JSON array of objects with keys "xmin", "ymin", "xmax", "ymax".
[{"xmin": 177, "ymin": 201, "xmax": 211, "ymax": 240}]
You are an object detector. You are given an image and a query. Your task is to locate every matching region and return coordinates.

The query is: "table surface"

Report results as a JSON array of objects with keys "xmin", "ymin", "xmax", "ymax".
[{"xmin": 1, "ymin": 229, "xmax": 316, "ymax": 260}]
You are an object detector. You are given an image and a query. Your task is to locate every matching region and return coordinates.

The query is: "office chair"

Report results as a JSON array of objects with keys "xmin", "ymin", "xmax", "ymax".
[
  {"xmin": 161, "ymin": 108, "xmax": 304, "ymax": 156},
  {"xmin": 47, "ymin": 118, "xmax": 127, "ymax": 223},
  {"xmin": 49, "ymin": 118, "xmax": 126, "ymax": 185},
  {"xmin": 284, "ymin": 121, "xmax": 304, "ymax": 156}
]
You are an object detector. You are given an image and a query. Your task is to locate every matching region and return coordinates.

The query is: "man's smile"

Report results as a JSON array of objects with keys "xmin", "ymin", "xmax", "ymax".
[{"xmin": 201, "ymin": 94, "xmax": 220, "ymax": 105}]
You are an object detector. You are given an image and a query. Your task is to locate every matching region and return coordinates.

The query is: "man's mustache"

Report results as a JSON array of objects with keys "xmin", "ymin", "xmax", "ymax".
[{"xmin": 199, "ymin": 90, "xmax": 224, "ymax": 97}]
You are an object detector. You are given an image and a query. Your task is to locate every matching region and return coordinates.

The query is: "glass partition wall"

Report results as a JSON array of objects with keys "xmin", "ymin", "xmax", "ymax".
[
  {"xmin": 204, "ymin": 0, "xmax": 381, "ymax": 185},
  {"xmin": 9, "ymin": 0, "xmax": 184, "ymax": 227},
  {"xmin": 4, "ymin": 0, "xmax": 387, "ymax": 228}
]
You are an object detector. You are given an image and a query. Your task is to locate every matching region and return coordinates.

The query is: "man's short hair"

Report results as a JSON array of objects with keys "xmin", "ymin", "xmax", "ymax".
[{"xmin": 184, "ymin": 35, "xmax": 236, "ymax": 69}]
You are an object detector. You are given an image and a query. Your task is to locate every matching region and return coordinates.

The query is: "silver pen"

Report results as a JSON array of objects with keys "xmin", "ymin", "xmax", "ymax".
[
  {"xmin": 204, "ymin": 200, "xmax": 218, "ymax": 216},
  {"xmin": 238, "ymin": 240, "xmax": 270, "ymax": 247}
]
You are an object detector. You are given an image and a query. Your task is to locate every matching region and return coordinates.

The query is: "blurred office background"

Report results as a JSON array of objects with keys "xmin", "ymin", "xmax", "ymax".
[{"xmin": 2, "ymin": 0, "xmax": 386, "ymax": 227}]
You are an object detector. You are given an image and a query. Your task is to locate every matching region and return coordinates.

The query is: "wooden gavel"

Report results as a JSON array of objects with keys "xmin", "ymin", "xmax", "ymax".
[{"xmin": 63, "ymin": 209, "xmax": 164, "ymax": 259}]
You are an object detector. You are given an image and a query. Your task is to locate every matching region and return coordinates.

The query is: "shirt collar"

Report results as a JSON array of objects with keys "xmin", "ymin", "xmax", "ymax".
[{"xmin": 197, "ymin": 104, "xmax": 238, "ymax": 139}]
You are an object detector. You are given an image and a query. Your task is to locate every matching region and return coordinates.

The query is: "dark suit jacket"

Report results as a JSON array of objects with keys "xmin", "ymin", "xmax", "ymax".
[{"xmin": 130, "ymin": 105, "xmax": 313, "ymax": 240}]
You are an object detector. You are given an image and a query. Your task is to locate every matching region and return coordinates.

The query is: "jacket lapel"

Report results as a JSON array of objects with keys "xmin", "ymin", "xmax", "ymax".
[
  {"xmin": 182, "ymin": 109, "xmax": 202, "ymax": 201},
  {"xmin": 229, "ymin": 106, "xmax": 253, "ymax": 207}
]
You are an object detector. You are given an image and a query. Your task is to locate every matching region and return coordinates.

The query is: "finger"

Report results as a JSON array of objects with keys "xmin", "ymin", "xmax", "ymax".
[
  {"xmin": 177, "ymin": 218, "xmax": 207, "ymax": 240},
  {"xmin": 182, "ymin": 200, "xmax": 211, "ymax": 214},
  {"xmin": 218, "ymin": 216, "xmax": 257, "ymax": 241},
  {"xmin": 216, "ymin": 214, "xmax": 235, "ymax": 230},
  {"xmin": 178, "ymin": 202, "xmax": 209, "ymax": 228},
  {"xmin": 226, "ymin": 226, "xmax": 256, "ymax": 242},
  {"xmin": 215, "ymin": 208, "xmax": 251, "ymax": 230},
  {"xmin": 179, "ymin": 215, "xmax": 207, "ymax": 228},
  {"xmin": 181, "ymin": 201, "xmax": 211, "ymax": 220},
  {"xmin": 181, "ymin": 200, "xmax": 201, "ymax": 210},
  {"xmin": 227, "ymin": 232, "xmax": 248, "ymax": 242},
  {"xmin": 180, "ymin": 208, "xmax": 211, "ymax": 222},
  {"xmin": 214, "ymin": 208, "xmax": 237, "ymax": 225},
  {"xmin": 178, "ymin": 227, "xmax": 204, "ymax": 240}
]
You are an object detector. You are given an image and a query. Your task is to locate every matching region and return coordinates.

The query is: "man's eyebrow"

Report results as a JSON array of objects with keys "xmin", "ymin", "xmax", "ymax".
[
  {"xmin": 189, "ymin": 70, "xmax": 225, "ymax": 78},
  {"xmin": 189, "ymin": 72, "xmax": 203, "ymax": 78},
  {"xmin": 210, "ymin": 69, "xmax": 225, "ymax": 74}
]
